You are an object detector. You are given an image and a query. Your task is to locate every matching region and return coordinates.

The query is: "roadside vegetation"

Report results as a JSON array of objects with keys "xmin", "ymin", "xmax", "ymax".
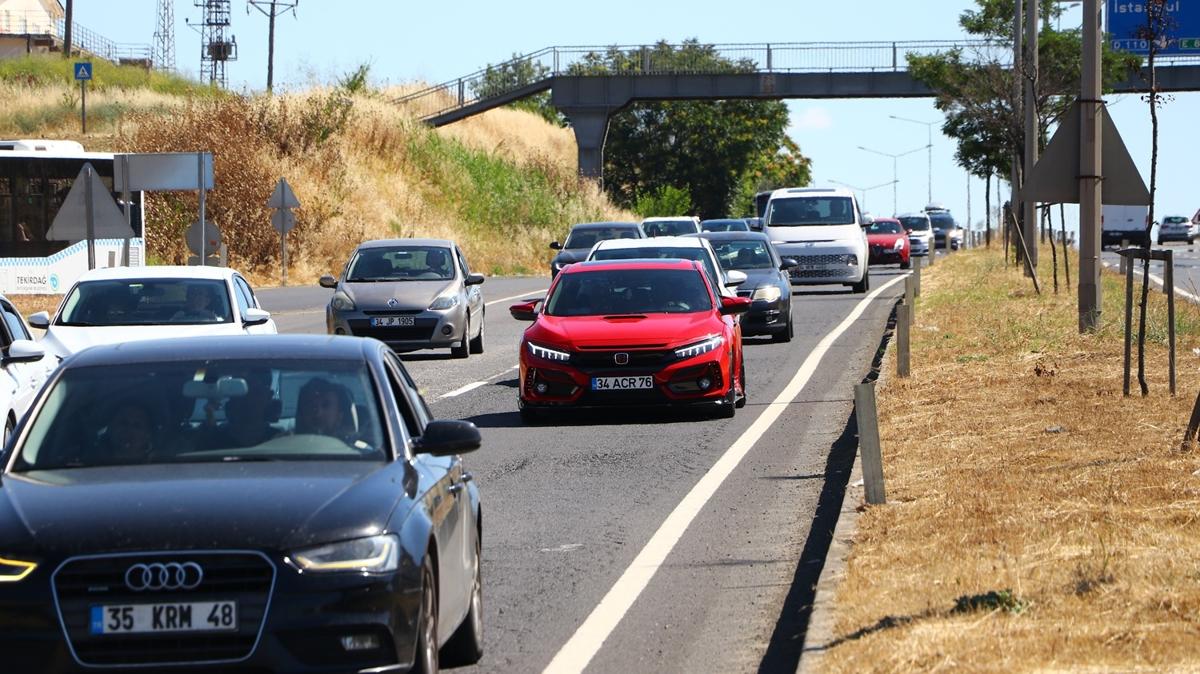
[
  {"xmin": 820, "ymin": 244, "xmax": 1200, "ymax": 671},
  {"xmin": 0, "ymin": 58, "xmax": 629, "ymax": 283}
]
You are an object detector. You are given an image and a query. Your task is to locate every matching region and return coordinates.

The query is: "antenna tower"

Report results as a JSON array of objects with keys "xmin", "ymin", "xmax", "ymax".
[
  {"xmin": 191, "ymin": 0, "xmax": 237, "ymax": 88},
  {"xmin": 153, "ymin": 0, "xmax": 176, "ymax": 71}
]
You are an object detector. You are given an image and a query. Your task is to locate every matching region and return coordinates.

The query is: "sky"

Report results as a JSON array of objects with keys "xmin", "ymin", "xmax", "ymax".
[{"xmin": 67, "ymin": 0, "xmax": 1200, "ymax": 233}]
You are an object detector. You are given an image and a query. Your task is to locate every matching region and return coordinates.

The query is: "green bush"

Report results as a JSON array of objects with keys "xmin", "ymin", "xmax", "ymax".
[{"xmin": 634, "ymin": 185, "xmax": 694, "ymax": 217}]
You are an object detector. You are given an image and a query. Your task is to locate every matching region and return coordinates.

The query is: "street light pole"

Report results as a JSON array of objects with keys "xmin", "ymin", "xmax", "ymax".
[
  {"xmin": 830, "ymin": 179, "xmax": 898, "ymax": 213},
  {"xmin": 857, "ymin": 144, "xmax": 925, "ymax": 215},
  {"xmin": 889, "ymin": 115, "xmax": 938, "ymax": 205}
]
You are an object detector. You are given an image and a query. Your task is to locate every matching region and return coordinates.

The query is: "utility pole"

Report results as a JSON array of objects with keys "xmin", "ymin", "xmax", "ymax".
[
  {"xmin": 248, "ymin": 1, "xmax": 299, "ymax": 93},
  {"xmin": 1023, "ymin": 0, "xmax": 1040, "ymax": 274},
  {"xmin": 62, "ymin": 0, "xmax": 73, "ymax": 58},
  {"xmin": 1079, "ymin": 0, "xmax": 1103, "ymax": 332}
]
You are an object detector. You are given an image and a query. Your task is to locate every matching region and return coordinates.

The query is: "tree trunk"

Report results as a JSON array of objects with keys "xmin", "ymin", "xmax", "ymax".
[
  {"xmin": 1060, "ymin": 202, "xmax": 1071, "ymax": 290},
  {"xmin": 985, "ymin": 172, "xmax": 992, "ymax": 247},
  {"xmin": 1048, "ymin": 207, "xmax": 1059, "ymax": 293},
  {"xmin": 1137, "ymin": 7, "xmax": 1162, "ymax": 397}
]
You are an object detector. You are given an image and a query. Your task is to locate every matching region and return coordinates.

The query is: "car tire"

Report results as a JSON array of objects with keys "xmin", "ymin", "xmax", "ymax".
[
  {"xmin": 771, "ymin": 314, "xmax": 793, "ymax": 343},
  {"xmin": 518, "ymin": 400, "xmax": 542, "ymax": 425},
  {"xmin": 735, "ymin": 361, "xmax": 747, "ymax": 409},
  {"xmin": 715, "ymin": 365, "xmax": 737, "ymax": 419},
  {"xmin": 451, "ymin": 318, "xmax": 470, "ymax": 359},
  {"xmin": 469, "ymin": 310, "xmax": 485, "ymax": 355},
  {"xmin": 412, "ymin": 556, "xmax": 439, "ymax": 674},
  {"xmin": 900, "ymin": 258, "xmax": 911, "ymax": 270},
  {"xmin": 852, "ymin": 269, "xmax": 870, "ymax": 294},
  {"xmin": 441, "ymin": 532, "xmax": 484, "ymax": 667}
]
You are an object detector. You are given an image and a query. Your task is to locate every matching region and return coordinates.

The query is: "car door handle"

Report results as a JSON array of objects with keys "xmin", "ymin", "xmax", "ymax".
[
  {"xmin": 461, "ymin": 472, "xmax": 474, "ymax": 483},
  {"xmin": 448, "ymin": 472, "xmax": 473, "ymax": 494}
]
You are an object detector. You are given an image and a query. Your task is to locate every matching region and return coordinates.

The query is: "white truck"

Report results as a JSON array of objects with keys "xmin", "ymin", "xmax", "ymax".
[{"xmin": 1101, "ymin": 205, "xmax": 1151, "ymax": 248}]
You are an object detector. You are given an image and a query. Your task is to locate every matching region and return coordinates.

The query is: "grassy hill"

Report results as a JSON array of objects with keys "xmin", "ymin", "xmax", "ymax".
[{"xmin": 0, "ymin": 56, "xmax": 629, "ymax": 283}]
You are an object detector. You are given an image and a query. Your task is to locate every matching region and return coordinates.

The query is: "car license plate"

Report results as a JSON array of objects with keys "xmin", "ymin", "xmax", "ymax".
[
  {"xmin": 592, "ymin": 376, "xmax": 653, "ymax": 391},
  {"xmin": 90, "ymin": 601, "xmax": 237, "ymax": 635},
  {"xmin": 793, "ymin": 265, "xmax": 830, "ymax": 272},
  {"xmin": 370, "ymin": 316, "xmax": 415, "ymax": 327}
]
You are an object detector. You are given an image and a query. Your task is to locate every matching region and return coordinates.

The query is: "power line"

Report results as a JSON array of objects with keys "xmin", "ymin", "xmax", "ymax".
[{"xmin": 247, "ymin": 1, "xmax": 298, "ymax": 93}]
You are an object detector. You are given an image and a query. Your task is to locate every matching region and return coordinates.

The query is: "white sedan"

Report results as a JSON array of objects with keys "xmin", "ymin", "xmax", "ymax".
[
  {"xmin": 1, "ymin": 294, "xmax": 53, "ymax": 443},
  {"xmin": 30, "ymin": 266, "xmax": 277, "ymax": 360}
]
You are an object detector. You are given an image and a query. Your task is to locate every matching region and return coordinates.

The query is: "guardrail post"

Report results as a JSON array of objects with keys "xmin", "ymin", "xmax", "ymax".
[
  {"xmin": 897, "ymin": 301, "xmax": 911, "ymax": 378},
  {"xmin": 892, "ymin": 41, "xmax": 898, "ymax": 71},
  {"xmin": 1166, "ymin": 249, "xmax": 1176, "ymax": 396},
  {"xmin": 766, "ymin": 44, "xmax": 773, "ymax": 71},
  {"xmin": 642, "ymin": 46, "xmax": 650, "ymax": 73},
  {"xmin": 457, "ymin": 78, "xmax": 464, "ymax": 106},
  {"xmin": 554, "ymin": 49, "xmax": 560, "ymax": 75},
  {"xmin": 913, "ymin": 255, "xmax": 922, "ymax": 297},
  {"xmin": 854, "ymin": 382, "xmax": 887, "ymax": 505}
]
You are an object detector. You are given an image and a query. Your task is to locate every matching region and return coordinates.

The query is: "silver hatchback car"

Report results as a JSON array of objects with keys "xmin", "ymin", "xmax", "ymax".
[{"xmin": 321, "ymin": 239, "xmax": 486, "ymax": 358}]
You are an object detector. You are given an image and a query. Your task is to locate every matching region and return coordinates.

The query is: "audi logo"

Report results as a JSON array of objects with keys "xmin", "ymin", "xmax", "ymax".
[
  {"xmin": 613, "ymin": 352, "xmax": 630, "ymax": 366},
  {"xmin": 124, "ymin": 562, "xmax": 204, "ymax": 592}
]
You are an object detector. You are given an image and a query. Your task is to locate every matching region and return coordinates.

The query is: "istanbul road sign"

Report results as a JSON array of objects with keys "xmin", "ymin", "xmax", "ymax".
[{"xmin": 1107, "ymin": 0, "xmax": 1200, "ymax": 55}]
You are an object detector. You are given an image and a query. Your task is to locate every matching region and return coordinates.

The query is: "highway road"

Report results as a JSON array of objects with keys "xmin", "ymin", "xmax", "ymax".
[
  {"xmin": 1100, "ymin": 241, "xmax": 1200, "ymax": 302},
  {"xmin": 257, "ymin": 269, "xmax": 908, "ymax": 673}
]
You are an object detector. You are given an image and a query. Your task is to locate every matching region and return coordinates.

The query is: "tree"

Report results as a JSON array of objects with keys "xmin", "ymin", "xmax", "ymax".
[
  {"xmin": 472, "ymin": 55, "xmax": 563, "ymax": 126},
  {"xmin": 570, "ymin": 40, "xmax": 809, "ymax": 219}
]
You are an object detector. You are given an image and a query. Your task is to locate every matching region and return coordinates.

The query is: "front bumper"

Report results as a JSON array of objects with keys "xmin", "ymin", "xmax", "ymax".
[
  {"xmin": 909, "ymin": 236, "xmax": 932, "ymax": 255},
  {"xmin": 1160, "ymin": 230, "xmax": 1190, "ymax": 242},
  {"xmin": 519, "ymin": 348, "xmax": 733, "ymax": 409},
  {"xmin": 737, "ymin": 296, "xmax": 788, "ymax": 335},
  {"xmin": 328, "ymin": 304, "xmax": 467, "ymax": 351},
  {"xmin": 775, "ymin": 246, "xmax": 863, "ymax": 285},
  {"xmin": 868, "ymin": 245, "xmax": 909, "ymax": 265}
]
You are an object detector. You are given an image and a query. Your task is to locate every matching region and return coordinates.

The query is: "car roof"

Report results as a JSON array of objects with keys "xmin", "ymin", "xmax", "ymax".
[
  {"xmin": 562, "ymin": 258, "xmax": 702, "ymax": 274},
  {"xmin": 570, "ymin": 221, "xmax": 639, "ymax": 229},
  {"xmin": 592, "ymin": 236, "xmax": 706, "ymax": 250},
  {"xmin": 700, "ymin": 218, "xmax": 746, "ymax": 223},
  {"xmin": 695, "ymin": 231, "xmax": 771, "ymax": 242},
  {"xmin": 870, "ymin": 217, "xmax": 901, "ymax": 224},
  {"xmin": 897, "ymin": 212, "xmax": 929, "ymax": 219},
  {"xmin": 64, "ymin": 334, "xmax": 379, "ymax": 368},
  {"xmin": 75, "ymin": 265, "xmax": 237, "ymax": 282},
  {"xmin": 640, "ymin": 216, "xmax": 698, "ymax": 223},
  {"xmin": 356, "ymin": 238, "xmax": 454, "ymax": 249},
  {"xmin": 769, "ymin": 186, "xmax": 854, "ymax": 199}
]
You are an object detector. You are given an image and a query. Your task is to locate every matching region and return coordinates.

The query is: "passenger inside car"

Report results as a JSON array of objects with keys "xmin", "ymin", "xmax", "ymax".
[
  {"xmin": 94, "ymin": 399, "xmax": 158, "ymax": 465},
  {"xmin": 295, "ymin": 377, "xmax": 358, "ymax": 445}
]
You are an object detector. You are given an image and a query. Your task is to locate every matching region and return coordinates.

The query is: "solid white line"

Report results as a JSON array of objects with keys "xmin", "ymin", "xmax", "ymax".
[
  {"xmin": 541, "ymin": 274, "xmax": 908, "ymax": 674},
  {"xmin": 436, "ymin": 365, "xmax": 520, "ymax": 400},
  {"xmin": 1101, "ymin": 260, "xmax": 1200, "ymax": 304},
  {"xmin": 486, "ymin": 288, "xmax": 547, "ymax": 307}
]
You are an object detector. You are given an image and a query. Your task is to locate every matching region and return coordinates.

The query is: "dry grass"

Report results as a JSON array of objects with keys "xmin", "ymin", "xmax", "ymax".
[
  {"xmin": 7, "ymin": 295, "xmax": 61, "ymax": 320},
  {"xmin": 819, "ymin": 245, "xmax": 1200, "ymax": 673}
]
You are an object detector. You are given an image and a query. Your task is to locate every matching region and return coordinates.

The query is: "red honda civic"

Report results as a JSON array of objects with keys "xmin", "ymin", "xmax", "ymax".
[{"xmin": 510, "ymin": 259, "xmax": 751, "ymax": 422}]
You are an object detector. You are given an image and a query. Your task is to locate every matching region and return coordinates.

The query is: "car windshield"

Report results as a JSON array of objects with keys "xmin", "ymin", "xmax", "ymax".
[
  {"xmin": 929, "ymin": 213, "xmax": 956, "ymax": 230},
  {"xmin": 709, "ymin": 240, "xmax": 775, "ymax": 270},
  {"xmin": 899, "ymin": 217, "xmax": 930, "ymax": 232},
  {"xmin": 564, "ymin": 227, "xmax": 639, "ymax": 249},
  {"xmin": 11, "ymin": 359, "xmax": 388, "ymax": 471},
  {"xmin": 347, "ymin": 246, "xmax": 454, "ymax": 281},
  {"xmin": 701, "ymin": 219, "xmax": 750, "ymax": 232},
  {"xmin": 642, "ymin": 220, "xmax": 698, "ymax": 237},
  {"xmin": 867, "ymin": 221, "xmax": 904, "ymax": 234},
  {"xmin": 57, "ymin": 279, "xmax": 233, "ymax": 327},
  {"xmin": 545, "ymin": 268, "xmax": 712, "ymax": 316},
  {"xmin": 766, "ymin": 197, "xmax": 855, "ymax": 226},
  {"xmin": 591, "ymin": 247, "xmax": 721, "ymax": 293},
  {"xmin": 1164, "ymin": 217, "xmax": 1187, "ymax": 225}
]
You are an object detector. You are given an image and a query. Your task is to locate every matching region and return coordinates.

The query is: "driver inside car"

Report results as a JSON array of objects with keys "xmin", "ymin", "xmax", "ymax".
[{"xmin": 295, "ymin": 377, "xmax": 358, "ymax": 445}]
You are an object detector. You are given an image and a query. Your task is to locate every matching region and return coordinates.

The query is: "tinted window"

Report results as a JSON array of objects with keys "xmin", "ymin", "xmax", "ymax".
[
  {"xmin": 709, "ymin": 240, "xmax": 775, "ymax": 270},
  {"xmin": 58, "ymin": 279, "xmax": 233, "ymax": 326},
  {"xmin": 591, "ymin": 246, "xmax": 721, "ymax": 293},
  {"xmin": 1164, "ymin": 216, "xmax": 1188, "ymax": 225},
  {"xmin": 867, "ymin": 221, "xmax": 904, "ymax": 234},
  {"xmin": 13, "ymin": 359, "xmax": 388, "ymax": 470},
  {"xmin": 564, "ymin": 227, "xmax": 640, "ymax": 249},
  {"xmin": 1, "ymin": 302, "xmax": 30, "ymax": 344},
  {"xmin": 347, "ymin": 246, "xmax": 454, "ymax": 281},
  {"xmin": 545, "ymin": 268, "xmax": 712, "ymax": 316},
  {"xmin": 766, "ymin": 197, "xmax": 856, "ymax": 226},
  {"xmin": 701, "ymin": 219, "xmax": 750, "ymax": 232},
  {"xmin": 928, "ymin": 213, "xmax": 956, "ymax": 230},
  {"xmin": 641, "ymin": 220, "xmax": 698, "ymax": 237},
  {"xmin": 899, "ymin": 217, "xmax": 930, "ymax": 231}
]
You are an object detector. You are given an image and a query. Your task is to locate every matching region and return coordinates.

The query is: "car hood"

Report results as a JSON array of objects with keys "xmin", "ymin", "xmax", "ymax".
[
  {"xmin": 533, "ymin": 312, "xmax": 721, "ymax": 349},
  {"xmin": 553, "ymin": 250, "xmax": 590, "ymax": 267},
  {"xmin": 0, "ymin": 462, "xmax": 410, "ymax": 554},
  {"xmin": 736, "ymin": 268, "xmax": 784, "ymax": 290},
  {"xmin": 44, "ymin": 324, "xmax": 246, "ymax": 359},
  {"xmin": 343, "ymin": 280, "xmax": 455, "ymax": 311}
]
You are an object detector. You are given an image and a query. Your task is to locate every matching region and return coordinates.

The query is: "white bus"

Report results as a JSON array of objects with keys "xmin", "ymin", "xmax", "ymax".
[{"xmin": 0, "ymin": 140, "xmax": 145, "ymax": 294}]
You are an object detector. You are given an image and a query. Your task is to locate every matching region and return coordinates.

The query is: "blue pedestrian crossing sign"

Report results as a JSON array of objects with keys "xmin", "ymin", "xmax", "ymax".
[{"xmin": 73, "ymin": 62, "xmax": 92, "ymax": 81}]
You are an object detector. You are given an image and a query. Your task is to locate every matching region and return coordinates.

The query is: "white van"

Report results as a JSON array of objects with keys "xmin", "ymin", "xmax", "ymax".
[
  {"xmin": 1101, "ymin": 205, "xmax": 1151, "ymax": 248},
  {"xmin": 762, "ymin": 187, "xmax": 871, "ymax": 293}
]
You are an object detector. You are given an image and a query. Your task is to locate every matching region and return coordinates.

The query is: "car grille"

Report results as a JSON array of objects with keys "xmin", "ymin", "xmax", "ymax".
[
  {"xmin": 362, "ymin": 309, "xmax": 423, "ymax": 316},
  {"xmin": 793, "ymin": 254, "xmax": 845, "ymax": 266},
  {"xmin": 347, "ymin": 318, "xmax": 437, "ymax": 342},
  {"xmin": 570, "ymin": 349, "xmax": 673, "ymax": 371},
  {"xmin": 791, "ymin": 268, "xmax": 850, "ymax": 279},
  {"xmin": 53, "ymin": 552, "xmax": 275, "ymax": 667}
]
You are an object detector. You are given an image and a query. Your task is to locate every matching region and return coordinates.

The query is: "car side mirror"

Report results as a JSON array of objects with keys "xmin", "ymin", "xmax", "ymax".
[
  {"xmin": 414, "ymin": 419, "xmax": 481, "ymax": 457},
  {"xmin": 861, "ymin": 215, "xmax": 874, "ymax": 227},
  {"xmin": 724, "ymin": 270, "xmax": 748, "ymax": 288},
  {"xmin": 318, "ymin": 274, "xmax": 338, "ymax": 289},
  {"xmin": 243, "ymin": 308, "xmax": 272, "ymax": 327},
  {"xmin": 27, "ymin": 311, "xmax": 50, "ymax": 329},
  {"xmin": 509, "ymin": 300, "xmax": 538, "ymax": 322},
  {"xmin": 549, "ymin": 241, "xmax": 562, "ymax": 250},
  {"xmin": 780, "ymin": 257, "xmax": 798, "ymax": 270},
  {"xmin": 2, "ymin": 340, "xmax": 44, "ymax": 366},
  {"xmin": 465, "ymin": 273, "xmax": 486, "ymax": 286},
  {"xmin": 719, "ymin": 296, "xmax": 752, "ymax": 316}
]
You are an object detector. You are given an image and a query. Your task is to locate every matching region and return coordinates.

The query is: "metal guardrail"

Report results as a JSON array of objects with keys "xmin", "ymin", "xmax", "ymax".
[{"xmin": 0, "ymin": 10, "xmax": 152, "ymax": 65}]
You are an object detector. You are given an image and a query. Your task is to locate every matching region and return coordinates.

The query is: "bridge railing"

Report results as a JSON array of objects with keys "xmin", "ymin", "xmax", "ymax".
[{"xmin": 0, "ymin": 10, "xmax": 151, "ymax": 66}]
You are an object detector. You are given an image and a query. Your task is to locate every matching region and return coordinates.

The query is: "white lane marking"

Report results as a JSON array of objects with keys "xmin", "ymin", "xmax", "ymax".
[
  {"xmin": 1101, "ymin": 260, "xmax": 1200, "ymax": 304},
  {"xmin": 487, "ymin": 288, "xmax": 547, "ymax": 307},
  {"xmin": 542, "ymin": 274, "xmax": 907, "ymax": 674},
  {"xmin": 436, "ymin": 365, "xmax": 520, "ymax": 399}
]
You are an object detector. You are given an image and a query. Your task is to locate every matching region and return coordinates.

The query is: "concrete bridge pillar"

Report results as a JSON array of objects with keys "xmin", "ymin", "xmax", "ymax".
[{"xmin": 560, "ymin": 106, "xmax": 615, "ymax": 182}]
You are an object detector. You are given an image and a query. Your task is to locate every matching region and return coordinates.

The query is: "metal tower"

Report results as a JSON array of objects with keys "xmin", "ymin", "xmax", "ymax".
[
  {"xmin": 153, "ymin": 0, "xmax": 176, "ymax": 71},
  {"xmin": 191, "ymin": 0, "xmax": 236, "ymax": 87}
]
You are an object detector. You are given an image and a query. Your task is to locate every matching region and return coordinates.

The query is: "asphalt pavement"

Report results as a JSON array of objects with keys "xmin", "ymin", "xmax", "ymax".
[
  {"xmin": 1100, "ymin": 241, "xmax": 1200, "ymax": 301},
  {"xmin": 257, "ymin": 268, "xmax": 908, "ymax": 673}
]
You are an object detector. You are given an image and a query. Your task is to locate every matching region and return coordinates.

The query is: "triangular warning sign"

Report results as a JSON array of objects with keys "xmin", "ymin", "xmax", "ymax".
[
  {"xmin": 268, "ymin": 177, "xmax": 301, "ymax": 209},
  {"xmin": 46, "ymin": 163, "xmax": 135, "ymax": 242},
  {"xmin": 1025, "ymin": 100, "xmax": 1149, "ymax": 205}
]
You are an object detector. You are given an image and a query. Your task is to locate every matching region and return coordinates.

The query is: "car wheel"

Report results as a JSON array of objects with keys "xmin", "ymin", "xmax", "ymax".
[
  {"xmin": 518, "ymin": 399, "xmax": 542, "ymax": 425},
  {"xmin": 715, "ymin": 365, "xmax": 736, "ymax": 419},
  {"xmin": 852, "ymin": 269, "xmax": 869, "ymax": 294},
  {"xmin": 900, "ymin": 258, "xmax": 911, "ymax": 270},
  {"xmin": 412, "ymin": 556, "xmax": 439, "ymax": 674},
  {"xmin": 771, "ymin": 314, "xmax": 793, "ymax": 343},
  {"xmin": 441, "ymin": 531, "xmax": 484, "ymax": 667},
  {"xmin": 451, "ymin": 318, "xmax": 469, "ymax": 359},
  {"xmin": 469, "ymin": 310, "xmax": 485, "ymax": 355},
  {"xmin": 735, "ymin": 361, "xmax": 747, "ymax": 409}
]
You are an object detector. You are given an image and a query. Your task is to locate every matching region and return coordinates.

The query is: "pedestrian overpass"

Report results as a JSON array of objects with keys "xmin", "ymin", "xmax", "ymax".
[{"xmin": 395, "ymin": 40, "xmax": 1200, "ymax": 178}]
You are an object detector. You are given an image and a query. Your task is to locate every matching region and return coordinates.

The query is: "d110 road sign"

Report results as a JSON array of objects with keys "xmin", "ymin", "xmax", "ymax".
[{"xmin": 1107, "ymin": 0, "xmax": 1200, "ymax": 56}]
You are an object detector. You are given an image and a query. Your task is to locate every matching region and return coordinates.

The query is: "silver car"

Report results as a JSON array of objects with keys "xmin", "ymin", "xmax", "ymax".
[{"xmin": 321, "ymin": 239, "xmax": 486, "ymax": 358}]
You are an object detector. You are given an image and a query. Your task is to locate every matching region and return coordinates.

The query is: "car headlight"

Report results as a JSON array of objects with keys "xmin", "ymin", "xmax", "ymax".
[
  {"xmin": 331, "ymin": 291, "xmax": 355, "ymax": 312},
  {"xmin": 291, "ymin": 534, "xmax": 399, "ymax": 573},
  {"xmin": 893, "ymin": 239, "xmax": 905, "ymax": 250},
  {"xmin": 0, "ymin": 556, "xmax": 37, "ymax": 582},
  {"xmin": 429, "ymin": 294, "xmax": 459, "ymax": 310},
  {"xmin": 527, "ymin": 341, "xmax": 571, "ymax": 362},
  {"xmin": 752, "ymin": 285, "xmax": 782, "ymax": 302},
  {"xmin": 675, "ymin": 334, "xmax": 724, "ymax": 360}
]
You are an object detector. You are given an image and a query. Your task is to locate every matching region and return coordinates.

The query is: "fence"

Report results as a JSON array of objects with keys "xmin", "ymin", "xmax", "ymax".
[{"xmin": 0, "ymin": 10, "xmax": 151, "ymax": 65}]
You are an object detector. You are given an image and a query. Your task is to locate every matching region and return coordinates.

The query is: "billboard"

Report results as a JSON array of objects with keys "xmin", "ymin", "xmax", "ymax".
[
  {"xmin": 1108, "ymin": 1, "xmax": 1200, "ymax": 55},
  {"xmin": 0, "ymin": 239, "xmax": 144, "ymax": 295}
]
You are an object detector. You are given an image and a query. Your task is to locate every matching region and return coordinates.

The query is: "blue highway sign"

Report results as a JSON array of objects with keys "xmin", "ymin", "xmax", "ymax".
[
  {"xmin": 1108, "ymin": 1, "xmax": 1200, "ymax": 55},
  {"xmin": 73, "ymin": 62, "xmax": 92, "ymax": 81}
]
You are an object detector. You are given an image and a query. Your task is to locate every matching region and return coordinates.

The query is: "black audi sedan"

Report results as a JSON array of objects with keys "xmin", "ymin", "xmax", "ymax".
[
  {"xmin": 0, "ymin": 335, "xmax": 483, "ymax": 673},
  {"xmin": 698, "ymin": 231, "xmax": 797, "ymax": 342}
]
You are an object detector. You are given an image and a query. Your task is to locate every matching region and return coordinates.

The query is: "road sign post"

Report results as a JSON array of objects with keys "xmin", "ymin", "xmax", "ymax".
[
  {"xmin": 74, "ymin": 62, "xmax": 91, "ymax": 133},
  {"xmin": 268, "ymin": 177, "xmax": 300, "ymax": 286}
]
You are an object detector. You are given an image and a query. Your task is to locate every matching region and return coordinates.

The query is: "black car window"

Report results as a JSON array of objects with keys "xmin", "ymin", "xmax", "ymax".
[
  {"xmin": 899, "ymin": 217, "xmax": 930, "ymax": 231},
  {"xmin": 383, "ymin": 354, "xmax": 425, "ymax": 440},
  {"xmin": 928, "ymin": 213, "xmax": 956, "ymax": 230},
  {"xmin": 347, "ymin": 246, "xmax": 454, "ymax": 282},
  {"xmin": 57, "ymin": 279, "xmax": 234, "ymax": 326},
  {"xmin": 12, "ymin": 359, "xmax": 388, "ymax": 470},
  {"xmin": 545, "ymin": 268, "xmax": 713, "ymax": 316},
  {"xmin": 701, "ymin": 220, "xmax": 750, "ymax": 232},
  {"xmin": 591, "ymin": 247, "xmax": 721, "ymax": 294},
  {"xmin": 565, "ymin": 227, "xmax": 639, "ymax": 249},
  {"xmin": 709, "ymin": 240, "xmax": 775, "ymax": 270},
  {"xmin": 0, "ymin": 301, "xmax": 30, "ymax": 346},
  {"xmin": 642, "ymin": 220, "xmax": 698, "ymax": 237},
  {"xmin": 766, "ymin": 197, "xmax": 855, "ymax": 226},
  {"xmin": 867, "ymin": 222, "xmax": 904, "ymax": 234}
]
